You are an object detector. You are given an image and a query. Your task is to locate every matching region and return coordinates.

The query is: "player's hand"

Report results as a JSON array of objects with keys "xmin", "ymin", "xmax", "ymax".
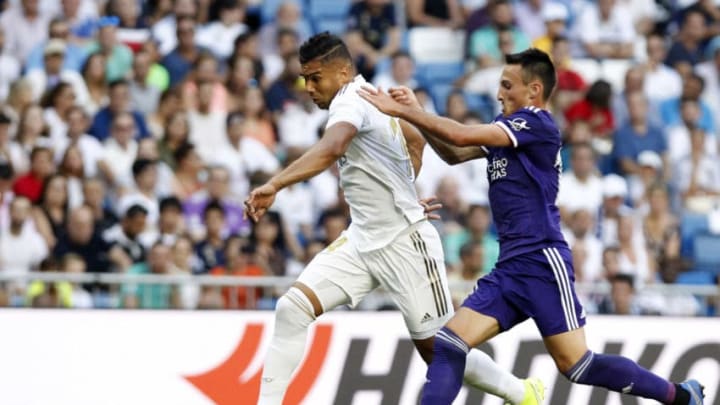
[
  {"xmin": 419, "ymin": 195, "xmax": 442, "ymax": 220},
  {"xmin": 358, "ymin": 86, "xmax": 406, "ymax": 117},
  {"xmin": 388, "ymin": 86, "xmax": 423, "ymax": 111},
  {"xmin": 244, "ymin": 183, "xmax": 278, "ymax": 222}
]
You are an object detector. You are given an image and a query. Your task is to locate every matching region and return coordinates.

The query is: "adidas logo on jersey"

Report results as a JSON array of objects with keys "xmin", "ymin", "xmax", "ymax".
[{"xmin": 421, "ymin": 313, "xmax": 433, "ymax": 323}]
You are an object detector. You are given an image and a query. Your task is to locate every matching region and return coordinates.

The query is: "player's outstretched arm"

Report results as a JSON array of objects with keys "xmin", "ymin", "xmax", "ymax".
[
  {"xmin": 358, "ymin": 87, "xmax": 512, "ymax": 148},
  {"xmin": 244, "ymin": 122, "xmax": 357, "ymax": 221}
]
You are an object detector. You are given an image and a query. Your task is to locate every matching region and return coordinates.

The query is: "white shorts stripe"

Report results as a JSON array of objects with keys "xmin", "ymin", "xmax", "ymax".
[
  {"xmin": 542, "ymin": 248, "xmax": 575, "ymax": 330},
  {"xmin": 550, "ymin": 247, "xmax": 579, "ymax": 329}
]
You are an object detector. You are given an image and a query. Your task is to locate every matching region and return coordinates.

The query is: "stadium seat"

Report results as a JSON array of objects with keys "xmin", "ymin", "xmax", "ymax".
[
  {"xmin": 313, "ymin": 18, "xmax": 346, "ymax": 35},
  {"xmin": 307, "ymin": 0, "xmax": 352, "ymax": 20},
  {"xmin": 600, "ymin": 59, "xmax": 632, "ymax": 94},
  {"xmin": 692, "ymin": 233, "xmax": 720, "ymax": 272},
  {"xmin": 464, "ymin": 93, "xmax": 496, "ymax": 122},
  {"xmin": 260, "ymin": 0, "xmax": 302, "ymax": 22},
  {"xmin": 680, "ymin": 213, "xmax": 709, "ymax": 258},
  {"xmin": 571, "ymin": 58, "xmax": 601, "ymax": 85},
  {"xmin": 415, "ymin": 62, "xmax": 465, "ymax": 88},
  {"xmin": 408, "ymin": 27, "xmax": 465, "ymax": 64},
  {"xmin": 429, "ymin": 83, "xmax": 455, "ymax": 115},
  {"xmin": 676, "ymin": 270, "xmax": 716, "ymax": 285}
]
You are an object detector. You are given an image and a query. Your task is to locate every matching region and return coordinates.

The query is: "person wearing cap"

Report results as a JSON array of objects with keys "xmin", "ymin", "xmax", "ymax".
[
  {"xmin": 612, "ymin": 91, "xmax": 668, "ymax": 179},
  {"xmin": 531, "ymin": 2, "xmax": 568, "ymax": 55},
  {"xmin": 24, "ymin": 38, "xmax": 90, "ymax": 106},
  {"xmin": 599, "ymin": 174, "xmax": 633, "ymax": 247},
  {"xmin": 84, "ymin": 16, "xmax": 133, "ymax": 82},
  {"xmin": 628, "ymin": 150, "xmax": 664, "ymax": 207},
  {"xmin": 25, "ymin": 18, "xmax": 88, "ymax": 73}
]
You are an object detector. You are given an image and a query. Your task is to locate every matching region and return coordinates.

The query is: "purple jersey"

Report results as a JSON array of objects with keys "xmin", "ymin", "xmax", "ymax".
[{"xmin": 486, "ymin": 106, "xmax": 567, "ymax": 263}]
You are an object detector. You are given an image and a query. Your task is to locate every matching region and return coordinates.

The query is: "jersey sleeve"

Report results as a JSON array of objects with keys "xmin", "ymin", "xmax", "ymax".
[
  {"xmin": 493, "ymin": 109, "xmax": 549, "ymax": 148},
  {"xmin": 326, "ymin": 83, "xmax": 367, "ymax": 130}
]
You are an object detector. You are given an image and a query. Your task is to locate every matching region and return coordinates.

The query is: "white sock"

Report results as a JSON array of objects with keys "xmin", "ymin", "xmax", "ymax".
[
  {"xmin": 464, "ymin": 348, "xmax": 526, "ymax": 404},
  {"xmin": 258, "ymin": 289, "xmax": 316, "ymax": 405}
]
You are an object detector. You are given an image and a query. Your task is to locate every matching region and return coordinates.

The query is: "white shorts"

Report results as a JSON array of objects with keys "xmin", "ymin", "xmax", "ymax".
[{"xmin": 297, "ymin": 220, "xmax": 453, "ymax": 340}]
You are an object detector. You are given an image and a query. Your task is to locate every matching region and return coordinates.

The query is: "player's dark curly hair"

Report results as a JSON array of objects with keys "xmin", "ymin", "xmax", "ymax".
[
  {"xmin": 299, "ymin": 32, "xmax": 353, "ymax": 65},
  {"xmin": 505, "ymin": 48, "xmax": 557, "ymax": 101}
]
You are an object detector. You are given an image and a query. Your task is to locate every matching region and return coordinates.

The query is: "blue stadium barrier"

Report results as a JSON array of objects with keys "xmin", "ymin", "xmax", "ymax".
[
  {"xmin": 692, "ymin": 233, "xmax": 720, "ymax": 272},
  {"xmin": 680, "ymin": 213, "xmax": 709, "ymax": 258},
  {"xmin": 313, "ymin": 17, "xmax": 346, "ymax": 35},
  {"xmin": 676, "ymin": 270, "xmax": 716, "ymax": 285},
  {"xmin": 261, "ymin": 0, "xmax": 303, "ymax": 22},
  {"xmin": 416, "ymin": 62, "xmax": 465, "ymax": 88},
  {"xmin": 307, "ymin": 0, "xmax": 351, "ymax": 20},
  {"xmin": 429, "ymin": 83, "xmax": 455, "ymax": 115}
]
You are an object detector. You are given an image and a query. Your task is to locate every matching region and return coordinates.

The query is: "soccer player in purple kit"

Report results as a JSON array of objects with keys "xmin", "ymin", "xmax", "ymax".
[{"xmin": 359, "ymin": 48, "xmax": 705, "ymax": 405}]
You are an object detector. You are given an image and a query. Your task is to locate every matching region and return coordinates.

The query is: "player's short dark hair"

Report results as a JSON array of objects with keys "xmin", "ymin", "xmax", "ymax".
[
  {"xmin": 159, "ymin": 196, "xmax": 182, "ymax": 213},
  {"xmin": 505, "ymin": 48, "xmax": 557, "ymax": 101},
  {"xmin": 299, "ymin": 32, "xmax": 353, "ymax": 65}
]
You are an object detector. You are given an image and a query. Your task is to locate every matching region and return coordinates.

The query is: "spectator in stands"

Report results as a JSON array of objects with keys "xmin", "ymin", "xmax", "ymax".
[
  {"xmin": 194, "ymin": 200, "xmax": 227, "ymax": 274},
  {"xmin": 16, "ymin": 105, "xmax": 53, "ymax": 167},
  {"xmin": 659, "ymin": 73, "xmax": 714, "ymax": 134},
  {"xmin": 513, "ymin": 0, "xmax": 548, "ymax": 40},
  {"xmin": 140, "ymin": 40, "xmax": 170, "ymax": 92},
  {"xmin": 674, "ymin": 128, "xmax": 720, "ymax": 212},
  {"xmin": 627, "ymin": 150, "xmax": 664, "ymax": 210},
  {"xmin": 214, "ymin": 111, "xmax": 279, "ymax": 199},
  {"xmin": 598, "ymin": 174, "xmax": 632, "ymax": 246},
  {"xmin": 32, "ymin": 174, "xmax": 69, "ymax": 249},
  {"xmin": 210, "ymin": 235, "xmax": 266, "ymax": 309},
  {"xmin": 565, "ymin": 80, "xmax": 615, "ymax": 155},
  {"xmin": 81, "ymin": 52, "xmax": 109, "ymax": 115},
  {"xmin": 612, "ymin": 91, "xmax": 668, "ymax": 179},
  {"xmin": 184, "ymin": 165, "xmax": 249, "ymax": 238},
  {"xmin": 696, "ymin": 39, "xmax": 720, "ymax": 124},
  {"xmin": 318, "ymin": 207, "xmax": 349, "ymax": 246},
  {"xmin": 250, "ymin": 210, "xmax": 292, "ymax": 276},
  {"xmin": 2, "ymin": 79, "xmax": 34, "ymax": 134},
  {"xmin": 184, "ymin": 53, "xmax": 228, "ymax": 114},
  {"xmin": 444, "ymin": 203, "xmax": 498, "ymax": 274},
  {"xmin": 0, "ymin": 113, "xmax": 24, "ymax": 175},
  {"xmin": 187, "ymin": 81, "xmax": 227, "ymax": 162},
  {"xmin": 445, "ymin": 90, "xmax": 469, "ymax": 122},
  {"xmin": 0, "ymin": 0, "xmax": 50, "ymax": 62},
  {"xmin": 89, "ymin": 79, "xmax": 151, "ymax": 141},
  {"xmin": 469, "ymin": 1, "xmax": 530, "ymax": 67},
  {"xmin": 642, "ymin": 183, "xmax": 679, "ymax": 263},
  {"xmin": 0, "ymin": 28, "xmax": 21, "ymax": 102},
  {"xmin": 557, "ymin": 143, "xmax": 603, "ymax": 225},
  {"xmin": 13, "ymin": 146, "xmax": 54, "ymax": 203},
  {"xmin": 122, "ymin": 242, "xmax": 175, "ymax": 309},
  {"xmin": 406, "ymin": 0, "xmax": 464, "ymax": 28},
  {"xmin": 616, "ymin": 214, "xmax": 655, "ymax": 285},
  {"xmin": 168, "ymin": 234, "xmax": 200, "ymax": 308},
  {"xmin": 372, "ymin": 51, "xmax": 418, "ymax": 91},
  {"xmin": 155, "ymin": 196, "xmax": 184, "ymax": 246},
  {"xmin": 241, "ymin": 86, "xmax": 276, "ymax": 152},
  {"xmin": 56, "ymin": 106, "xmax": 110, "ymax": 181},
  {"xmin": 573, "ymin": 0, "xmax": 635, "ymax": 59},
  {"xmin": 276, "ymin": 77, "xmax": 327, "ymax": 154},
  {"xmin": 103, "ymin": 203, "xmax": 148, "ymax": 264},
  {"xmin": 118, "ymin": 159, "xmax": 160, "ymax": 226},
  {"xmin": 666, "ymin": 9, "xmax": 707, "ymax": 77},
  {"xmin": 0, "ymin": 196, "xmax": 49, "ymax": 293},
  {"xmin": 152, "ymin": 0, "xmax": 197, "ymax": 55},
  {"xmin": 265, "ymin": 50, "xmax": 302, "ymax": 114},
  {"xmin": 641, "ymin": 33, "xmax": 682, "ymax": 103},
  {"xmin": 57, "ymin": 145, "xmax": 85, "ymax": 209},
  {"xmin": 53, "ymin": 205, "xmax": 132, "ymax": 275},
  {"xmin": 25, "ymin": 40, "xmax": 90, "ymax": 108},
  {"xmin": 81, "ymin": 177, "xmax": 117, "ymax": 233},
  {"xmin": 61, "ymin": 0, "xmax": 98, "ymax": 41},
  {"xmin": 531, "ymin": 2, "xmax": 569, "ymax": 55},
  {"xmin": 447, "ymin": 242, "xmax": 484, "ymax": 307},
  {"xmin": 346, "ymin": 1, "xmax": 403, "ymax": 78},
  {"xmin": 563, "ymin": 208, "xmax": 603, "ymax": 283},
  {"xmin": 85, "ymin": 16, "xmax": 133, "ymax": 82},
  {"xmin": 60, "ymin": 253, "xmax": 93, "ymax": 308},
  {"xmin": 161, "ymin": 16, "xmax": 205, "ymax": 87},
  {"xmin": 157, "ymin": 110, "xmax": 189, "ymax": 170},
  {"xmin": 258, "ymin": 1, "xmax": 311, "ymax": 56},
  {"xmin": 41, "ymin": 82, "xmax": 75, "ymax": 144},
  {"xmin": 102, "ymin": 112, "xmax": 140, "ymax": 190},
  {"xmin": 109, "ymin": 0, "xmax": 150, "ymax": 51},
  {"xmin": 148, "ymin": 87, "xmax": 182, "ymax": 139},
  {"xmin": 26, "ymin": 18, "xmax": 87, "ymax": 73},
  {"xmin": 598, "ymin": 273, "xmax": 641, "ymax": 315},
  {"xmin": 197, "ymin": 0, "xmax": 248, "ymax": 61},
  {"xmin": 171, "ymin": 142, "xmax": 204, "ymax": 200},
  {"xmin": 129, "ymin": 50, "xmax": 161, "ymax": 117}
]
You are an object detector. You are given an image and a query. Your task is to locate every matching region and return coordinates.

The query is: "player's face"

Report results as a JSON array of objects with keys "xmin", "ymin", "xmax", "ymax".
[
  {"xmin": 497, "ymin": 64, "xmax": 538, "ymax": 116},
  {"xmin": 301, "ymin": 59, "xmax": 349, "ymax": 109}
]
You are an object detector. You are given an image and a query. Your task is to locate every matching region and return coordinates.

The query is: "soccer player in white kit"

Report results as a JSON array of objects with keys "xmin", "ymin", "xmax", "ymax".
[{"xmin": 245, "ymin": 32, "xmax": 544, "ymax": 405}]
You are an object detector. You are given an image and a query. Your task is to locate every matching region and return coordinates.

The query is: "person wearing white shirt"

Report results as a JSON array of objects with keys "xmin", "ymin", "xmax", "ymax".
[
  {"xmin": 0, "ymin": 196, "xmax": 49, "ymax": 290},
  {"xmin": 695, "ymin": 43, "xmax": 720, "ymax": 125},
  {"xmin": 573, "ymin": 0, "xmax": 636, "ymax": 59},
  {"xmin": 196, "ymin": 1, "xmax": 248, "ymax": 60},
  {"xmin": 277, "ymin": 90, "xmax": 327, "ymax": 151},
  {"xmin": 24, "ymin": 40, "xmax": 89, "ymax": 108},
  {"xmin": 562, "ymin": 208, "xmax": 603, "ymax": 283},
  {"xmin": 0, "ymin": 0, "xmax": 49, "ymax": 62},
  {"xmin": 513, "ymin": 0, "xmax": 547, "ymax": 40},
  {"xmin": 372, "ymin": 51, "xmax": 418, "ymax": 92},
  {"xmin": 54, "ymin": 106, "xmax": 110, "ymax": 180},
  {"xmin": 674, "ymin": 128, "xmax": 720, "ymax": 211},
  {"xmin": 214, "ymin": 111, "xmax": 280, "ymax": 199},
  {"xmin": 557, "ymin": 143, "xmax": 604, "ymax": 224},
  {"xmin": 151, "ymin": 0, "xmax": 197, "ymax": 55},
  {"xmin": 102, "ymin": 112, "xmax": 138, "ymax": 190},
  {"xmin": 188, "ymin": 81, "xmax": 227, "ymax": 163},
  {"xmin": 666, "ymin": 98, "xmax": 717, "ymax": 166},
  {"xmin": 642, "ymin": 33, "xmax": 682, "ymax": 102},
  {"xmin": 0, "ymin": 28, "xmax": 21, "ymax": 102}
]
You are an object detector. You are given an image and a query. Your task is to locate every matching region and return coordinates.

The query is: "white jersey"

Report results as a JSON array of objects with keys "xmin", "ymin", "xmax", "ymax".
[{"xmin": 325, "ymin": 75, "xmax": 425, "ymax": 251}]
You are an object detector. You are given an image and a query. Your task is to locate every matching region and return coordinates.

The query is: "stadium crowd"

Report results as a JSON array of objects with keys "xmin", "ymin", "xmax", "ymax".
[{"xmin": 0, "ymin": 0, "xmax": 718, "ymax": 315}]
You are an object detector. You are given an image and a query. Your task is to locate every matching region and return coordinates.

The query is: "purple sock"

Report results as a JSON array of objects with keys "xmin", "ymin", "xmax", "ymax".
[
  {"xmin": 565, "ymin": 351, "xmax": 675, "ymax": 404},
  {"xmin": 421, "ymin": 327, "xmax": 468, "ymax": 405}
]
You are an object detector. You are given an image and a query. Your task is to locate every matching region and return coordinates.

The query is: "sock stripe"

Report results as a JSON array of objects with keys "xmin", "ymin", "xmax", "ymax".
[
  {"xmin": 550, "ymin": 247, "xmax": 579, "ymax": 329},
  {"xmin": 437, "ymin": 329, "xmax": 469, "ymax": 354},
  {"xmin": 570, "ymin": 352, "xmax": 594, "ymax": 382},
  {"xmin": 543, "ymin": 248, "xmax": 576, "ymax": 330},
  {"xmin": 411, "ymin": 232, "xmax": 443, "ymax": 317}
]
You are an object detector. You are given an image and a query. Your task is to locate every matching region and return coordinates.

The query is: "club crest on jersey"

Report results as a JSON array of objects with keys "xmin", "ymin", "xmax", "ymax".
[{"xmin": 508, "ymin": 118, "xmax": 530, "ymax": 132}]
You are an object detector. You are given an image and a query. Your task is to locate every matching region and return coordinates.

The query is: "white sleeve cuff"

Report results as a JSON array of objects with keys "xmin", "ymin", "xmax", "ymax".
[{"xmin": 494, "ymin": 121, "xmax": 518, "ymax": 148}]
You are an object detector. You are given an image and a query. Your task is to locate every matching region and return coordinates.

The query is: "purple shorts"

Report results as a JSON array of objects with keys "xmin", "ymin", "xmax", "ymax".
[{"xmin": 462, "ymin": 246, "xmax": 586, "ymax": 337}]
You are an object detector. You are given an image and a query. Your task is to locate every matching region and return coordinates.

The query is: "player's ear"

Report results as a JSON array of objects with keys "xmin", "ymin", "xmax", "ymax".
[{"xmin": 529, "ymin": 81, "xmax": 542, "ymax": 100}]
